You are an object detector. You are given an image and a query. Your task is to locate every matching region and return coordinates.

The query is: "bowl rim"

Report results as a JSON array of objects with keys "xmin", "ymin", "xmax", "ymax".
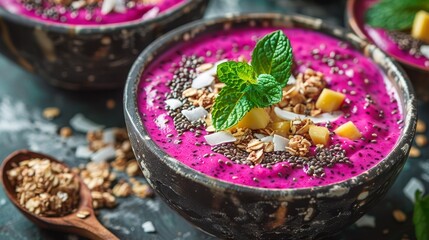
[
  {"xmin": 346, "ymin": 0, "xmax": 429, "ymax": 73},
  {"xmin": 124, "ymin": 13, "xmax": 417, "ymax": 196},
  {"xmin": 0, "ymin": 0, "xmax": 202, "ymax": 35}
]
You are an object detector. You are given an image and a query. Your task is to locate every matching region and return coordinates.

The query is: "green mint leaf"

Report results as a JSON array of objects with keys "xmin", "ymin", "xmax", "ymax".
[
  {"xmin": 217, "ymin": 61, "xmax": 257, "ymax": 89},
  {"xmin": 247, "ymin": 74, "xmax": 282, "ymax": 108},
  {"xmin": 212, "ymin": 86, "xmax": 253, "ymax": 130},
  {"xmin": 366, "ymin": 0, "xmax": 429, "ymax": 30},
  {"xmin": 251, "ymin": 30, "xmax": 293, "ymax": 87},
  {"xmin": 414, "ymin": 191, "xmax": 429, "ymax": 240}
]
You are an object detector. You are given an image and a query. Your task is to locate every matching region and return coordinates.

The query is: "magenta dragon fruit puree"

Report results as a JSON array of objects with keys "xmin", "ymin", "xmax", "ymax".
[
  {"xmin": 136, "ymin": 27, "xmax": 403, "ymax": 189},
  {"xmin": 0, "ymin": 0, "xmax": 185, "ymax": 25}
]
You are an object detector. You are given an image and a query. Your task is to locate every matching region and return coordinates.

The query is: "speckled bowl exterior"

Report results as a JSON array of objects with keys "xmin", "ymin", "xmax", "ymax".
[
  {"xmin": 124, "ymin": 14, "xmax": 417, "ymax": 239},
  {"xmin": 346, "ymin": 0, "xmax": 429, "ymax": 101},
  {"xmin": 0, "ymin": 0, "xmax": 207, "ymax": 90}
]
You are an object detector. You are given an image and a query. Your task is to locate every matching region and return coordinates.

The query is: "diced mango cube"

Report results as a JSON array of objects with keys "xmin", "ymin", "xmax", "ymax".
[
  {"xmin": 309, "ymin": 125, "xmax": 330, "ymax": 145},
  {"xmin": 334, "ymin": 121, "xmax": 362, "ymax": 140},
  {"xmin": 412, "ymin": 10, "xmax": 429, "ymax": 43},
  {"xmin": 316, "ymin": 88, "xmax": 345, "ymax": 112},
  {"xmin": 270, "ymin": 121, "xmax": 291, "ymax": 137},
  {"xmin": 236, "ymin": 108, "xmax": 270, "ymax": 130}
]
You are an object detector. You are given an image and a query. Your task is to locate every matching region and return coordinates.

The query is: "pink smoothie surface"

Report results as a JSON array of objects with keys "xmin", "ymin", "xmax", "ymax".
[
  {"xmin": 137, "ymin": 27, "xmax": 403, "ymax": 189},
  {"xmin": 355, "ymin": 0, "xmax": 429, "ymax": 69},
  {"xmin": 0, "ymin": 0, "xmax": 185, "ymax": 26}
]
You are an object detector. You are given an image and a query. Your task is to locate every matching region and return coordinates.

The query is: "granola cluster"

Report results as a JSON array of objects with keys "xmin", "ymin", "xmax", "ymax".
[{"xmin": 7, "ymin": 158, "xmax": 80, "ymax": 217}]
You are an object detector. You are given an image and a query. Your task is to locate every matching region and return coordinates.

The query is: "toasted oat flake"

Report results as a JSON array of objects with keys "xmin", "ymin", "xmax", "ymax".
[
  {"xmin": 417, "ymin": 119, "xmax": 426, "ymax": 133},
  {"xmin": 392, "ymin": 209, "xmax": 407, "ymax": 222},
  {"xmin": 43, "ymin": 107, "xmax": 61, "ymax": 120},
  {"xmin": 415, "ymin": 134, "xmax": 428, "ymax": 147},
  {"xmin": 409, "ymin": 147, "xmax": 421, "ymax": 158},
  {"xmin": 76, "ymin": 210, "xmax": 90, "ymax": 219}
]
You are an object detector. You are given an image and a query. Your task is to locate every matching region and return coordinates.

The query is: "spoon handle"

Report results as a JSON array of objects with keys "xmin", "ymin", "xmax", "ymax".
[{"xmin": 65, "ymin": 212, "xmax": 119, "ymax": 240}]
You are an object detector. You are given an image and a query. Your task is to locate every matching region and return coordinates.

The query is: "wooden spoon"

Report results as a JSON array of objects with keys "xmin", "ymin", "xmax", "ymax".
[{"xmin": 0, "ymin": 150, "xmax": 119, "ymax": 240}]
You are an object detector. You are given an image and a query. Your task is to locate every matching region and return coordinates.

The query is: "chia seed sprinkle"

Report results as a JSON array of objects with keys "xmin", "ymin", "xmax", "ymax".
[{"xmin": 388, "ymin": 31, "xmax": 425, "ymax": 58}]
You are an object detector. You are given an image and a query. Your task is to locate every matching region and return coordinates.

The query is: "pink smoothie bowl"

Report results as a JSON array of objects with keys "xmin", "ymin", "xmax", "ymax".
[
  {"xmin": 0, "ymin": 0, "xmax": 208, "ymax": 89},
  {"xmin": 347, "ymin": 0, "xmax": 429, "ymax": 101},
  {"xmin": 124, "ymin": 14, "xmax": 417, "ymax": 239}
]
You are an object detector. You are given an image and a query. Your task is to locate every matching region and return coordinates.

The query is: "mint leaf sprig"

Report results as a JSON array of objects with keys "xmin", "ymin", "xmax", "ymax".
[
  {"xmin": 366, "ymin": 0, "xmax": 429, "ymax": 31},
  {"xmin": 414, "ymin": 191, "xmax": 429, "ymax": 240},
  {"xmin": 212, "ymin": 30, "xmax": 293, "ymax": 130}
]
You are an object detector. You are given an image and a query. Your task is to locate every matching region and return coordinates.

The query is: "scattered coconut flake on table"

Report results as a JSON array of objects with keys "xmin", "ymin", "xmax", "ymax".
[
  {"xmin": 0, "ymin": 198, "xmax": 6, "ymax": 206},
  {"xmin": 165, "ymin": 99, "xmax": 183, "ymax": 110},
  {"xmin": 355, "ymin": 215, "xmax": 376, "ymax": 228},
  {"xmin": 91, "ymin": 145, "xmax": 116, "ymax": 162},
  {"xmin": 273, "ymin": 134, "xmax": 289, "ymax": 151},
  {"xmin": 204, "ymin": 131, "xmax": 236, "ymax": 146},
  {"xmin": 403, "ymin": 177, "xmax": 425, "ymax": 202},
  {"xmin": 70, "ymin": 113, "xmax": 104, "ymax": 133},
  {"xmin": 102, "ymin": 128, "xmax": 117, "ymax": 144},
  {"xmin": 142, "ymin": 7, "xmax": 160, "ymax": 20},
  {"xmin": 142, "ymin": 221, "xmax": 156, "ymax": 233},
  {"xmin": 181, "ymin": 107, "xmax": 208, "ymax": 122},
  {"xmin": 274, "ymin": 107, "xmax": 342, "ymax": 123},
  {"xmin": 421, "ymin": 45, "xmax": 429, "ymax": 59},
  {"xmin": 75, "ymin": 146, "xmax": 94, "ymax": 159}
]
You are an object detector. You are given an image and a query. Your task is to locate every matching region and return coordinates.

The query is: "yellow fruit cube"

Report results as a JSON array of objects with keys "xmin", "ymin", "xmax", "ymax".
[
  {"xmin": 236, "ymin": 108, "xmax": 270, "ymax": 130},
  {"xmin": 270, "ymin": 121, "xmax": 291, "ymax": 137},
  {"xmin": 334, "ymin": 121, "xmax": 362, "ymax": 140},
  {"xmin": 309, "ymin": 125, "xmax": 330, "ymax": 145},
  {"xmin": 316, "ymin": 88, "xmax": 345, "ymax": 112},
  {"xmin": 412, "ymin": 10, "xmax": 429, "ymax": 43}
]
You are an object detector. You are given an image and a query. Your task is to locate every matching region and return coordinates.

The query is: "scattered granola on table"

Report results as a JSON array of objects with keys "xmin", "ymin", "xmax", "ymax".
[{"xmin": 7, "ymin": 158, "xmax": 80, "ymax": 217}]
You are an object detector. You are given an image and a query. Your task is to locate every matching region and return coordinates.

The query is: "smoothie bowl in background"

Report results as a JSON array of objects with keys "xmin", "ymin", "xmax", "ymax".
[
  {"xmin": 124, "ymin": 14, "xmax": 417, "ymax": 239},
  {"xmin": 347, "ymin": 0, "xmax": 429, "ymax": 101},
  {"xmin": 0, "ymin": 0, "xmax": 208, "ymax": 89}
]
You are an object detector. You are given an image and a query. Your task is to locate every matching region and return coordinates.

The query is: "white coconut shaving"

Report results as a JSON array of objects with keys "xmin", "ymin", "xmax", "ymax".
[
  {"xmin": 181, "ymin": 107, "xmax": 208, "ymax": 122},
  {"xmin": 204, "ymin": 131, "xmax": 236, "ymax": 146},
  {"xmin": 420, "ymin": 45, "xmax": 429, "ymax": 59},
  {"xmin": 70, "ymin": 113, "xmax": 104, "ymax": 133},
  {"xmin": 287, "ymin": 74, "xmax": 297, "ymax": 85},
  {"xmin": 254, "ymin": 133, "xmax": 267, "ymax": 139},
  {"xmin": 165, "ymin": 98, "xmax": 183, "ymax": 110},
  {"xmin": 142, "ymin": 221, "xmax": 156, "ymax": 233},
  {"xmin": 75, "ymin": 146, "xmax": 94, "ymax": 159},
  {"xmin": 191, "ymin": 60, "xmax": 227, "ymax": 89},
  {"xmin": 274, "ymin": 107, "xmax": 342, "ymax": 123},
  {"xmin": 101, "ymin": 0, "xmax": 126, "ymax": 15},
  {"xmin": 91, "ymin": 145, "xmax": 116, "ymax": 162},
  {"xmin": 273, "ymin": 134, "xmax": 289, "ymax": 151},
  {"xmin": 355, "ymin": 215, "xmax": 376, "ymax": 228},
  {"xmin": 142, "ymin": 7, "xmax": 160, "ymax": 20},
  {"xmin": 403, "ymin": 177, "xmax": 425, "ymax": 202},
  {"xmin": 102, "ymin": 128, "xmax": 117, "ymax": 144},
  {"xmin": 260, "ymin": 136, "xmax": 274, "ymax": 143}
]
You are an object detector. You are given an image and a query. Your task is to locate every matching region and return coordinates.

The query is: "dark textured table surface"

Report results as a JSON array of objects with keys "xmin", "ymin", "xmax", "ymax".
[{"xmin": 0, "ymin": 0, "xmax": 428, "ymax": 239}]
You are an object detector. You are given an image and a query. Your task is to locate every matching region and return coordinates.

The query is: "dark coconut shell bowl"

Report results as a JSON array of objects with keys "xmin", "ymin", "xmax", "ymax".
[
  {"xmin": 124, "ymin": 14, "xmax": 417, "ymax": 239},
  {"xmin": 347, "ymin": 0, "xmax": 429, "ymax": 101},
  {"xmin": 0, "ymin": 0, "xmax": 207, "ymax": 90}
]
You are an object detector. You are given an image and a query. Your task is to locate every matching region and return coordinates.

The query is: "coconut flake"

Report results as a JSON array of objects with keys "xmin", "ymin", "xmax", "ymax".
[
  {"xmin": 142, "ymin": 7, "xmax": 159, "ymax": 20},
  {"xmin": 102, "ymin": 128, "xmax": 116, "ymax": 144},
  {"xmin": 403, "ymin": 177, "xmax": 425, "ymax": 202},
  {"xmin": 421, "ymin": 45, "xmax": 429, "ymax": 59},
  {"xmin": 254, "ymin": 133, "xmax": 267, "ymax": 139},
  {"xmin": 355, "ymin": 215, "xmax": 376, "ymax": 228},
  {"xmin": 181, "ymin": 107, "xmax": 208, "ymax": 122},
  {"xmin": 273, "ymin": 134, "xmax": 289, "ymax": 151},
  {"xmin": 75, "ymin": 146, "xmax": 93, "ymax": 159},
  {"xmin": 70, "ymin": 114, "xmax": 104, "ymax": 133},
  {"xmin": 191, "ymin": 72, "xmax": 215, "ymax": 89},
  {"xmin": 287, "ymin": 74, "xmax": 297, "ymax": 85},
  {"xmin": 142, "ymin": 221, "xmax": 156, "ymax": 233},
  {"xmin": 191, "ymin": 60, "xmax": 228, "ymax": 89},
  {"xmin": 261, "ymin": 136, "xmax": 274, "ymax": 143},
  {"xmin": 114, "ymin": 0, "xmax": 126, "ymax": 13},
  {"xmin": 101, "ymin": 0, "xmax": 116, "ymax": 14},
  {"xmin": 204, "ymin": 131, "xmax": 236, "ymax": 146},
  {"xmin": 274, "ymin": 107, "xmax": 342, "ymax": 123},
  {"xmin": 91, "ymin": 145, "xmax": 116, "ymax": 162},
  {"xmin": 165, "ymin": 98, "xmax": 183, "ymax": 110}
]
